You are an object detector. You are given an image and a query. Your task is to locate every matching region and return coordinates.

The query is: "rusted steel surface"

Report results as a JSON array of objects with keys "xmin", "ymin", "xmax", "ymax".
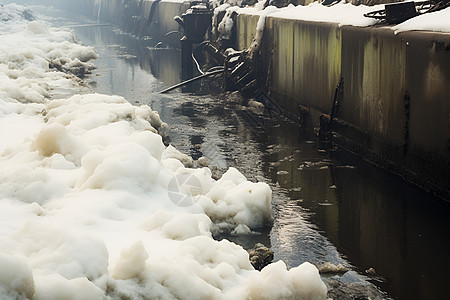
[{"xmin": 236, "ymin": 13, "xmax": 449, "ymax": 199}]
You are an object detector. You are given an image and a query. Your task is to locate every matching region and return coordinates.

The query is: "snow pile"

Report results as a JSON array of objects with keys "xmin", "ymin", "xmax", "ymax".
[
  {"xmin": 236, "ymin": 1, "xmax": 382, "ymax": 27},
  {"xmin": 216, "ymin": 5, "xmax": 239, "ymax": 40},
  {"xmin": 269, "ymin": 2, "xmax": 381, "ymax": 27},
  {"xmin": 392, "ymin": 7, "xmax": 450, "ymax": 34},
  {"xmin": 0, "ymin": 3, "xmax": 328, "ymax": 299}
]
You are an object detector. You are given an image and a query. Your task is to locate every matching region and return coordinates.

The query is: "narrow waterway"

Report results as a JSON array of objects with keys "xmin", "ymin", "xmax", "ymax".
[{"xmin": 32, "ymin": 6, "xmax": 450, "ymax": 300}]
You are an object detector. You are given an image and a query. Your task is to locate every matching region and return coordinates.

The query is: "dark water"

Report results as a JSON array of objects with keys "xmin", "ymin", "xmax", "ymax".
[{"xmin": 31, "ymin": 6, "xmax": 450, "ymax": 300}]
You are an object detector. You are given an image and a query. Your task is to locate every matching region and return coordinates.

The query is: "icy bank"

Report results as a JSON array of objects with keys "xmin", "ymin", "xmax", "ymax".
[{"xmin": 0, "ymin": 4, "xmax": 327, "ymax": 299}]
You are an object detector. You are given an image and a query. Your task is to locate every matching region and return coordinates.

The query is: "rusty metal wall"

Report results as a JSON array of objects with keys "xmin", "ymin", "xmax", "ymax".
[
  {"xmin": 236, "ymin": 13, "xmax": 450, "ymax": 199},
  {"xmin": 266, "ymin": 18, "xmax": 342, "ymax": 114},
  {"xmin": 339, "ymin": 26, "xmax": 450, "ymax": 199},
  {"xmin": 340, "ymin": 26, "xmax": 407, "ymax": 150}
]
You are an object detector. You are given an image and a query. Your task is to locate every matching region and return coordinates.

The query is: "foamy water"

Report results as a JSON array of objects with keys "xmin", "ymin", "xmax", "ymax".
[{"xmin": 0, "ymin": 4, "xmax": 327, "ymax": 299}]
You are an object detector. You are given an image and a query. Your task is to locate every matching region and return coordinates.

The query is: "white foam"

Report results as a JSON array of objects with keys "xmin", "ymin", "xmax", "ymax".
[{"xmin": 0, "ymin": 3, "xmax": 327, "ymax": 299}]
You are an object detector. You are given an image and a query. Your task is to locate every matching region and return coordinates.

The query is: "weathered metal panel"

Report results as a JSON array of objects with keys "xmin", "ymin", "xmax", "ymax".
[
  {"xmin": 235, "ymin": 14, "xmax": 259, "ymax": 50},
  {"xmin": 158, "ymin": 1, "xmax": 191, "ymax": 35},
  {"xmin": 235, "ymin": 11, "xmax": 448, "ymax": 198},
  {"xmin": 402, "ymin": 31, "xmax": 450, "ymax": 155},
  {"xmin": 264, "ymin": 18, "xmax": 341, "ymax": 113},
  {"xmin": 340, "ymin": 26, "xmax": 406, "ymax": 147}
]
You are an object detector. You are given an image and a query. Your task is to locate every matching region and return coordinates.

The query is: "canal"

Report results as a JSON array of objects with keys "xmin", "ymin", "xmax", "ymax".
[{"xmin": 32, "ymin": 5, "xmax": 450, "ymax": 300}]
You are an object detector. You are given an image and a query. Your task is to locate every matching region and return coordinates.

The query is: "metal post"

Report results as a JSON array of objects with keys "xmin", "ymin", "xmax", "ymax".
[{"xmin": 181, "ymin": 37, "xmax": 193, "ymax": 82}]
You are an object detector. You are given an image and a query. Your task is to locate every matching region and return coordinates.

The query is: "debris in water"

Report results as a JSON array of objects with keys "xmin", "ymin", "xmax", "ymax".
[
  {"xmin": 248, "ymin": 99, "xmax": 265, "ymax": 115},
  {"xmin": 277, "ymin": 170, "xmax": 289, "ymax": 175},
  {"xmin": 248, "ymin": 243, "xmax": 274, "ymax": 271},
  {"xmin": 197, "ymin": 156, "xmax": 208, "ymax": 167},
  {"xmin": 289, "ymin": 187, "xmax": 302, "ymax": 192},
  {"xmin": 366, "ymin": 267, "xmax": 377, "ymax": 276},
  {"xmin": 318, "ymin": 201, "xmax": 333, "ymax": 206},
  {"xmin": 317, "ymin": 262, "xmax": 351, "ymax": 274},
  {"xmin": 327, "ymin": 277, "xmax": 387, "ymax": 300}
]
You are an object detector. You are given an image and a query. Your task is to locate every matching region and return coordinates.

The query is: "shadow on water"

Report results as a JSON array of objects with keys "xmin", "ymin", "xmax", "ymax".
[
  {"xmin": 37, "ymin": 7, "xmax": 450, "ymax": 300},
  {"xmin": 253, "ymin": 115, "xmax": 450, "ymax": 300},
  {"xmin": 329, "ymin": 155, "xmax": 450, "ymax": 300}
]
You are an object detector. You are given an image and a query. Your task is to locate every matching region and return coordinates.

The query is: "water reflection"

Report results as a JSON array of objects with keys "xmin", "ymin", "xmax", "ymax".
[
  {"xmin": 147, "ymin": 48, "xmax": 181, "ymax": 87},
  {"xmin": 72, "ymin": 25, "xmax": 181, "ymax": 95},
  {"xmin": 157, "ymin": 87, "xmax": 450, "ymax": 299},
  {"xmin": 256, "ymin": 114, "xmax": 450, "ymax": 300},
  {"xmin": 330, "ymin": 158, "xmax": 450, "ymax": 300}
]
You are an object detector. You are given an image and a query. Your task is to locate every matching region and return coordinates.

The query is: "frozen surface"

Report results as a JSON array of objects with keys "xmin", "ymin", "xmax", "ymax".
[{"xmin": 0, "ymin": 4, "xmax": 327, "ymax": 299}]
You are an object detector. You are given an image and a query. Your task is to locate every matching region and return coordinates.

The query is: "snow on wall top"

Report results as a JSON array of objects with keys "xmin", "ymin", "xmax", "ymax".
[
  {"xmin": 234, "ymin": 0, "xmax": 450, "ymax": 33},
  {"xmin": 392, "ymin": 6, "xmax": 450, "ymax": 33}
]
